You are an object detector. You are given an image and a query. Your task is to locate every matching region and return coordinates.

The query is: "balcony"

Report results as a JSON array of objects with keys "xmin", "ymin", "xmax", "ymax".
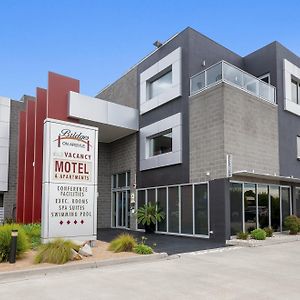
[{"xmin": 190, "ymin": 61, "xmax": 276, "ymax": 104}]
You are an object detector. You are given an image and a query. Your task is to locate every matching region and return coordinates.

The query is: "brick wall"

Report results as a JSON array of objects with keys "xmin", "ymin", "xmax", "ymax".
[
  {"xmin": 3, "ymin": 100, "xmax": 25, "ymax": 220},
  {"xmin": 223, "ymin": 84, "xmax": 279, "ymax": 175},
  {"xmin": 97, "ymin": 133, "xmax": 137, "ymax": 229},
  {"xmin": 110, "ymin": 133, "xmax": 137, "ymax": 229},
  {"xmin": 189, "ymin": 85, "xmax": 226, "ymax": 182},
  {"xmin": 189, "ymin": 83, "xmax": 279, "ymax": 182},
  {"xmin": 96, "ymin": 67, "xmax": 138, "ymax": 109}
]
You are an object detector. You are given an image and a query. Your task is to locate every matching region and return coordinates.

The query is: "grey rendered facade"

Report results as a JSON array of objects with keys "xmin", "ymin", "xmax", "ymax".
[{"xmin": 2, "ymin": 27, "xmax": 300, "ymax": 243}]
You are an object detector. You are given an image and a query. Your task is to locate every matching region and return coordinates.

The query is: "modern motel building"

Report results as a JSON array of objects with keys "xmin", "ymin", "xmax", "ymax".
[{"xmin": 1, "ymin": 27, "xmax": 300, "ymax": 243}]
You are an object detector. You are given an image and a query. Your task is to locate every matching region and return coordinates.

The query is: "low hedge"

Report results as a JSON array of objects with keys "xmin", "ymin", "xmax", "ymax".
[
  {"xmin": 250, "ymin": 228, "xmax": 266, "ymax": 240},
  {"xmin": 284, "ymin": 215, "xmax": 300, "ymax": 234}
]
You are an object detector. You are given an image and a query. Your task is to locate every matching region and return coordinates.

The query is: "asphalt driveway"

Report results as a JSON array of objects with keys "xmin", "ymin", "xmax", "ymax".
[{"xmin": 97, "ymin": 228, "xmax": 225, "ymax": 255}]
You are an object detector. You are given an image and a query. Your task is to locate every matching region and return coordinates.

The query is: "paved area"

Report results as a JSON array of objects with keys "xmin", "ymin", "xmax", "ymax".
[
  {"xmin": 98, "ymin": 228, "xmax": 225, "ymax": 254},
  {"xmin": 1, "ymin": 241, "xmax": 300, "ymax": 299}
]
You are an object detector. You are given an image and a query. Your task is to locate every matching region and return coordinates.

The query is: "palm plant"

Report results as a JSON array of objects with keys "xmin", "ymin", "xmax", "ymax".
[{"xmin": 136, "ymin": 202, "xmax": 165, "ymax": 233}]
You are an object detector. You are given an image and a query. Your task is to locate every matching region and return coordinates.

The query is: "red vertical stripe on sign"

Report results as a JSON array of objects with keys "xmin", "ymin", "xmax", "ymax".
[
  {"xmin": 32, "ymin": 88, "xmax": 47, "ymax": 223},
  {"xmin": 16, "ymin": 111, "xmax": 26, "ymax": 223},
  {"xmin": 23, "ymin": 100, "xmax": 36, "ymax": 223},
  {"xmin": 47, "ymin": 72, "xmax": 79, "ymax": 121}
]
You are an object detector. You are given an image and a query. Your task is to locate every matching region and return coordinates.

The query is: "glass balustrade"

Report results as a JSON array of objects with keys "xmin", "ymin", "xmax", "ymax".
[{"xmin": 190, "ymin": 61, "xmax": 276, "ymax": 103}]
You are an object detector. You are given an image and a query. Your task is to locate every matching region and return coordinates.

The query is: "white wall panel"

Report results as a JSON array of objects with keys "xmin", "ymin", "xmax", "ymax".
[{"xmin": 0, "ymin": 96, "xmax": 10, "ymax": 191}]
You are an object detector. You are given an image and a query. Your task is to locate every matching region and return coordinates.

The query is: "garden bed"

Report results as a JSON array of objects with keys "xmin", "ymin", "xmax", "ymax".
[
  {"xmin": 0, "ymin": 240, "xmax": 138, "ymax": 273},
  {"xmin": 227, "ymin": 232, "xmax": 300, "ymax": 247}
]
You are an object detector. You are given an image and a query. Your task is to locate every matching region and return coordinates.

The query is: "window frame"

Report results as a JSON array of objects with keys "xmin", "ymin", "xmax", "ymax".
[
  {"xmin": 140, "ymin": 47, "xmax": 182, "ymax": 115},
  {"xmin": 147, "ymin": 68, "xmax": 173, "ymax": 101},
  {"xmin": 148, "ymin": 128, "xmax": 173, "ymax": 158},
  {"xmin": 139, "ymin": 113, "xmax": 182, "ymax": 171}
]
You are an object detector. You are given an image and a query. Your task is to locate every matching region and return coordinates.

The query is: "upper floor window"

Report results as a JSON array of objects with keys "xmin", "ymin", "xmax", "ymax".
[
  {"xmin": 297, "ymin": 136, "xmax": 300, "ymax": 160},
  {"xmin": 147, "ymin": 70, "xmax": 172, "ymax": 100},
  {"xmin": 259, "ymin": 73, "xmax": 270, "ymax": 84},
  {"xmin": 148, "ymin": 129, "xmax": 172, "ymax": 157},
  {"xmin": 291, "ymin": 78, "xmax": 300, "ymax": 104},
  {"xmin": 140, "ymin": 47, "xmax": 182, "ymax": 114}
]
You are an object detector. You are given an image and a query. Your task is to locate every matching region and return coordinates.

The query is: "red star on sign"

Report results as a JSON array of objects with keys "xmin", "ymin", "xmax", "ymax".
[
  {"xmin": 74, "ymin": 220, "xmax": 77, "ymax": 224},
  {"xmin": 59, "ymin": 220, "xmax": 63, "ymax": 225},
  {"xmin": 80, "ymin": 220, "xmax": 84, "ymax": 224},
  {"xmin": 67, "ymin": 220, "xmax": 70, "ymax": 225}
]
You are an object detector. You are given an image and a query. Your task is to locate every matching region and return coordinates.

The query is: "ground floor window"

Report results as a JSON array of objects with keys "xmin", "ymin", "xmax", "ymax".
[
  {"xmin": 230, "ymin": 182, "xmax": 292, "ymax": 235},
  {"xmin": 111, "ymin": 172, "xmax": 130, "ymax": 228},
  {"xmin": 137, "ymin": 183, "xmax": 209, "ymax": 237}
]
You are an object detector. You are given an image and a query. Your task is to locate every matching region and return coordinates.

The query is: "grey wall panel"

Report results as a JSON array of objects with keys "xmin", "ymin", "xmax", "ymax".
[
  {"xmin": 96, "ymin": 67, "xmax": 138, "ymax": 109},
  {"xmin": 209, "ymin": 178, "xmax": 230, "ymax": 242},
  {"xmin": 244, "ymin": 42, "xmax": 300, "ymax": 179}
]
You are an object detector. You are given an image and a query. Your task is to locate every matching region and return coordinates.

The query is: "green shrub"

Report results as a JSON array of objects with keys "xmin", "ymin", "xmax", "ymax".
[
  {"xmin": 134, "ymin": 244, "xmax": 153, "ymax": 255},
  {"xmin": 0, "ymin": 224, "xmax": 29, "ymax": 262},
  {"xmin": 263, "ymin": 227, "xmax": 273, "ymax": 238},
  {"xmin": 108, "ymin": 234, "xmax": 137, "ymax": 253},
  {"xmin": 250, "ymin": 228, "xmax": 266, "ymax": 240},
  {"xmin": 284, "ymin": 215, "xmax": 300, "ymax": 235},
  {"xmin": 22, "ymin": 223, "xmax": 41, "ymax": 249},
  {"xmin": 35, "ymin": 239, "xmax": 79, "ymax": 264},
  {"xmin": 236, "ymin": 231, "xmax": 248, "ymax": 240}
]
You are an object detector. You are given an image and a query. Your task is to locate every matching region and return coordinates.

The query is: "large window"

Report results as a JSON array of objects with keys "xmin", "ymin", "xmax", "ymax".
[
  {"xmin": 137, "ymin": 183, "xmax": 209, "ymax": 237},
  {"xmin": 230, "ymin": 182, "xmax": 292, "ymax": 234},
  {"xmin": 148, "ymin": 129, "xmax": 172, "ymax": 157},
  {"xmin": 244, "ymin": 184, "xmax": 257, "ymax": 232},
  {"xmin": 168, "ymin": 186, "xmax": 179, "ymax": 233},
  {"xmin": 157, "ymin": 188, "xmax": 167, "ymax": 232},
  {"xmin": 281, "ymin": 187, "xmax": 291, "ymax": 230},
  {"xmin": 181, "ymin": 185, "xmax": 193, "ymax": 234},
  {"xmin": 258, "ymin": 185, "xmax": 269, "ymax": 229},
  {"xmin": 148, "ymin": 70, "xmax": 172, "ymax": 100},
  {"xmin": 270, "ymin": 186, "xmax": 280, "ymax": 231}
]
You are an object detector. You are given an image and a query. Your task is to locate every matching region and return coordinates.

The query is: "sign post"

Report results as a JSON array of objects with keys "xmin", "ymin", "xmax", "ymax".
[{"xmin": 41, "ymin": 118, "xmax": 98, "ymax": 243}]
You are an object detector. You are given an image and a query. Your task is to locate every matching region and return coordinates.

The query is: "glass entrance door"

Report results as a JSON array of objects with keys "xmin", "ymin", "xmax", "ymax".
[{"xmin": 115, "ymin": 191, "xmax": 130, "ymax": 228}]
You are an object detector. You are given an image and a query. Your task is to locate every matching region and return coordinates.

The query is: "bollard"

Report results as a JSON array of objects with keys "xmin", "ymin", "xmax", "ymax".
[{"xmin": 9, "ymin": 229, "xmax": 18, "ymax": 264}]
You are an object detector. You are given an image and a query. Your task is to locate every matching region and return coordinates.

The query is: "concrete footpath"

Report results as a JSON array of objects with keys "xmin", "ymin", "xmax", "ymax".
[
  {"xmin": 0, "ymin": 241, "xmax": 299, "ymax": 299},
  {"xmin": 0, "ymin": 252, "xmax": 167, "ymax": 281}
]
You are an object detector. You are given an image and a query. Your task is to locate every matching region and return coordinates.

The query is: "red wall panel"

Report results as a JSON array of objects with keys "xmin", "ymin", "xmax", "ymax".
[
  {"xmin": 16, "ymin": 111, "xmax": 26, "ymax": 223},
  {"xmin": 23, "ymin": 100, "xmax": 36, "ymax": 223},
  {"xmin": 32, "ymin": 88, "xmax": 47, "ymax": 222},
  {"xmin": 47, "ymin": 72, "xmax": 79, "ymax": 121},
  {"xmin": 17, "ymin": 72, "xmax": 80, "ymax": 223}
]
